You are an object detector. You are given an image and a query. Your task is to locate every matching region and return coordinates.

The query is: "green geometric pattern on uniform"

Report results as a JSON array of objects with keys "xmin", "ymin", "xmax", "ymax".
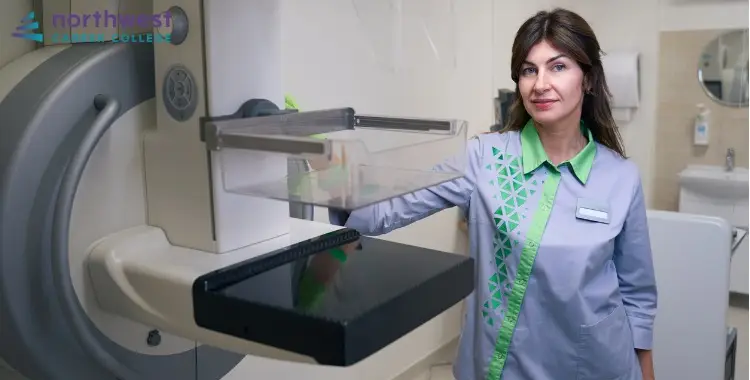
[{"xmin": 481, "ymin": 147, "xmax": 537, "ymax": 327}]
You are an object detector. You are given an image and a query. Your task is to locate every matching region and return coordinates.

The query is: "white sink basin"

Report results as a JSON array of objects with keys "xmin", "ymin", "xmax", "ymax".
[{"xmin": 678, "ymin": 165, "xmax": 749, "ymax": 198}]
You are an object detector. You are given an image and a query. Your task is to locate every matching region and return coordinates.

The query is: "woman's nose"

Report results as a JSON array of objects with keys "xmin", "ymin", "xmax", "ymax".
[{"xmin": 533, "ymin": 73, "xmax": 551, "ymax": 93}]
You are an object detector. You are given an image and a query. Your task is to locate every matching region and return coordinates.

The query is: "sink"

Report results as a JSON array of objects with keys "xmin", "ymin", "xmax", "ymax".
[
  {"xmin": 679, "ymin": 164, "xmax": 750, "ymax": 297},
  {"xmin": 678, "ymin": 164, "xmax": 749, "ymax": 198}
]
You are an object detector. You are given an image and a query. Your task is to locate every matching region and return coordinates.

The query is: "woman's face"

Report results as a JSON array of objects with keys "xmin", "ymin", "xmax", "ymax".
[{"xmin": 518, "ymin": 40, "xmax": 586, "ymax": 126}]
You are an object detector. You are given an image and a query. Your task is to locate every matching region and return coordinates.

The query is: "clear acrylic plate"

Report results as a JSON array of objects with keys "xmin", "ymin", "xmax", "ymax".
[{"xmin": 207, "ymin": 111, "xmax": 468, "ymax": 210}]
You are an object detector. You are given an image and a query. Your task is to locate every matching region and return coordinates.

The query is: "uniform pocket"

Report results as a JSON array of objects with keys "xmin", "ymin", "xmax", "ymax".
[{"xmin": 576, "ymin": 304, "xmax": 634, "ymax": 380}]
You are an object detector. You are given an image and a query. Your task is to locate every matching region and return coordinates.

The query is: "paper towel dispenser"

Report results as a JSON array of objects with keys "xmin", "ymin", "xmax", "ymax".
[{"xmin": 602, "ymin": 51, "xmax": 640, "ymax": 123}]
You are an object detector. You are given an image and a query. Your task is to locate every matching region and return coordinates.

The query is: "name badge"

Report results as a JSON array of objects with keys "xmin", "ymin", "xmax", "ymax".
[{"xmin": 575, "ymin": 198, "xmax": 610, "ymax": 224}]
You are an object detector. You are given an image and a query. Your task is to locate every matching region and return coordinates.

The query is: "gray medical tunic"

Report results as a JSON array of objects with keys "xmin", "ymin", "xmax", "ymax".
[{"xmin": 331, "ymin": 120, "xmax": 657, "ymax": 380}]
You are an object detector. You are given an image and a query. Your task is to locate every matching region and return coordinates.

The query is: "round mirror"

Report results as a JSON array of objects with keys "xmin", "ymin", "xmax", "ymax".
[{"xmin": 698, "ymin": 29, "xmax": 749, "ymax": 107}]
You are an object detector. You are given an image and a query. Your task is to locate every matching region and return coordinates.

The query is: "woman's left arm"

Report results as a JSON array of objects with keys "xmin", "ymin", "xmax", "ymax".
[
  {"xmin": 613, "ymin": 174, "xmax": 658, "ymax": 380},
  {"xmin": 636, "ymin": 349, "xmax": 655, "ymax": 380}
]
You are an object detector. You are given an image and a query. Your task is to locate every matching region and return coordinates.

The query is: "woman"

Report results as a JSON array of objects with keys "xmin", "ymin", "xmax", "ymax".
[{"xmin": 331, "ymin": 8, "xmax": 656, "ymax": 380}]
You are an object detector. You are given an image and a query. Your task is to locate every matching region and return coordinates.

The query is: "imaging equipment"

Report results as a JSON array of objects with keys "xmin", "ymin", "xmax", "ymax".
[
  {"xmin": 0, "ymin": 1, "xmax": 474, "ymax": 379},
  {"xmin": 491, "ymin": 88, "xmax": 515, "ymax": 132}
]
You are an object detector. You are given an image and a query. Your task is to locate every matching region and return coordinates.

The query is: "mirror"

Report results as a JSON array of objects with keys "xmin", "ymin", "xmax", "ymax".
[{"xmin": 698, "ymin": 29, "xmax": 749, "ymax": 108}]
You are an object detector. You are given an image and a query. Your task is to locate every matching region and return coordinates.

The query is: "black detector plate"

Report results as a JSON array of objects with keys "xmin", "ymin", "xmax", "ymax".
[{"xmin": 192, "ymin": 228, "xmax": 474, "ymax": 366}]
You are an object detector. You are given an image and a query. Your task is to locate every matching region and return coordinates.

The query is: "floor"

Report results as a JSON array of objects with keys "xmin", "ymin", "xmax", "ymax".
[
  {"xmin": 410, "ymin": 297, "xmax": 750, "ymax": 380},
  {"xmin": 730, "ymin": 295, "xmax": 749, "ymax": 380}
]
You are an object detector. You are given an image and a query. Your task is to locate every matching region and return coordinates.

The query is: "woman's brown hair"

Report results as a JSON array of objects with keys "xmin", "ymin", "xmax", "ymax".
[{"xmin": 501, "ymin": 8, "xmax": 626, "ymax": 158}]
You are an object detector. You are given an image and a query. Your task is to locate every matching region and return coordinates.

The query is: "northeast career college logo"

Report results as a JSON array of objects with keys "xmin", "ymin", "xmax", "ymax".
[{"xmin": 13, "ymin": 10, "xmax": 172, "ymax": 44}]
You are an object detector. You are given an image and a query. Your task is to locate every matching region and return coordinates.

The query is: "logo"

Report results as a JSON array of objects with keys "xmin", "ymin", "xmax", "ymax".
[
  {"xmin": 13, "ymin": 11, "xmax": 42, "ymax": 42},
  {"xmin": 12, "ymin": 10, "xmax": 172, "ymax": 44}
]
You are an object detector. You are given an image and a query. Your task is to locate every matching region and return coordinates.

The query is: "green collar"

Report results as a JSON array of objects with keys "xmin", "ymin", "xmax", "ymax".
[{"xmin": 520, "ymin": 119, "xmax": 597, "ymax": 184}]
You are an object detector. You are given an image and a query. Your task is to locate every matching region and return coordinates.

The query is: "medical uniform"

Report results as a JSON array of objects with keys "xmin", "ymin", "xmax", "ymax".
[{"xmin": 330, "ymin": 120, "xmax": 657, "ymax": 380}]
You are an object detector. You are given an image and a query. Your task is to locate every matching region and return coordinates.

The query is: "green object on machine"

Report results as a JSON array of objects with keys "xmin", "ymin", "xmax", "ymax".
[
  {"xmin": 284, "ymin": 94, "xmax": 326, "ymax": 140},
  {"xmin": 284, "ymin": 93, "xmax": 300, "ymax": 110}
]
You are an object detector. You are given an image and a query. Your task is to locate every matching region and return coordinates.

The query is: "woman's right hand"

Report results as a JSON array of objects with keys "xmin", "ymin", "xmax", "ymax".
[
  {"xmin": 306, "ymin": 147, "xmax": 353, "ymax": 202},
  {"xmin": 308, "ymin": 146, "xmax": 346, "ymax": 171}
]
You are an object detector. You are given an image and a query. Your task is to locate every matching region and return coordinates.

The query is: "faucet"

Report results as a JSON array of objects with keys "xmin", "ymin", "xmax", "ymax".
[{"xmin": 726, "ymin": 148, "xmax": 735, "ymax": 172}]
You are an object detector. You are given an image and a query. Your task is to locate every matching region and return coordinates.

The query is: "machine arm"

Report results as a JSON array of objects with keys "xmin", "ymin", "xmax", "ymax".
[{"xmin": 51, "ymin": 94, "xmax": 137, "ymax": 379}]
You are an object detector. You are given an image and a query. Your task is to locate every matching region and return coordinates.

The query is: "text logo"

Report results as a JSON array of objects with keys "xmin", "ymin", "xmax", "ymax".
[
  {"xmin": 11, "ymin": 10, "xmax": 173, "ymax": 44},
  {"xmin": 13, "ymin": 11, "xmax": 42, "ymax": 42},
  {"xmin": 50, "ymin": 10, "xmax": 171, "ymax": 29}
]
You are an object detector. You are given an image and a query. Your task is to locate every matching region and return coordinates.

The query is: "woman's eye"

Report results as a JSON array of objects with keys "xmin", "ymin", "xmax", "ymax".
[
  {"xmin": 521, "ymin": 67, "xmax": 536, "ymax": 76},
  {"xmin": 552, "ymin": 63, "xmax": 566, "ymax": 71}
]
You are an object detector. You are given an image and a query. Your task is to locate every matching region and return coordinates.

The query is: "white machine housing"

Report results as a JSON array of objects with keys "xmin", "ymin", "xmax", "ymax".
[{"xmin": 648, "ymin": 210, "xmax": 735, "ymax": 380}]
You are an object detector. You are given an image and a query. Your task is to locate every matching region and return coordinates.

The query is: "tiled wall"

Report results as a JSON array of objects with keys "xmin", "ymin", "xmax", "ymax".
[{"xmin": 652, "ymin": 29, "xmax": 749, "ymax": 211}]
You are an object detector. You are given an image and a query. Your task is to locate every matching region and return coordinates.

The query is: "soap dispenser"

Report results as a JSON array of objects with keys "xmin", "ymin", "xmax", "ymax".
[{"xmin": 694, "ymin": 103, "xmax": 710, "ymax": 146}]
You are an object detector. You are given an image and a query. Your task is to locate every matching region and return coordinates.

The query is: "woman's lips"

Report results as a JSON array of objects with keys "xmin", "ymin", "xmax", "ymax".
[{"xmin": 532, "ymin": 99, "xmax": 556, "ymax": 111}]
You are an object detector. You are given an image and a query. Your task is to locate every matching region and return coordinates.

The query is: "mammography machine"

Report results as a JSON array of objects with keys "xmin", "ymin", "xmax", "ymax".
[{"xmin": 0, "ymin": 1, "xmax": 475, "ymax": 379}]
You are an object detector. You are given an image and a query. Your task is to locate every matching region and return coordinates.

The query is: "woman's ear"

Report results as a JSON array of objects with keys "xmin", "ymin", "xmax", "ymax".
[{"xmin": 582, "ymin": 76, "xmax": 592, "ymax": 94}]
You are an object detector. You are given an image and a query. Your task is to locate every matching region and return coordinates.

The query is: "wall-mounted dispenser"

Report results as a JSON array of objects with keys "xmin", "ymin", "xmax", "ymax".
[
  {"xmin": 693, "ymin": 103, "xmax": 711, "ymax": 146},
  {"xmin": 602, "ymin": 51, "xmax": 640, "ymax": 123}
]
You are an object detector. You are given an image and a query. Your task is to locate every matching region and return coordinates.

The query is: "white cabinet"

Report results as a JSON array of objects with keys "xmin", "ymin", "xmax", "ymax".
[{"xmin": 678, "ymin": 164, "xmax": 749, "ymax": 296}]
